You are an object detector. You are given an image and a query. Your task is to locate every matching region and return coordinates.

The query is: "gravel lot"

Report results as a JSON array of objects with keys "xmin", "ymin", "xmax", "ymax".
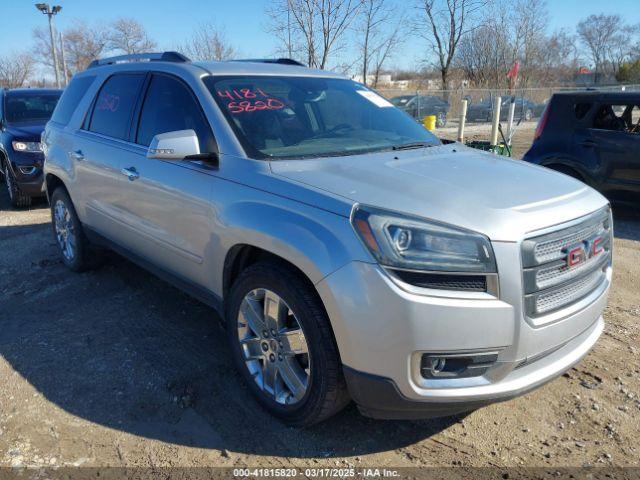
[{"xmin": 1, "ymin": 165, "xmax": 639, "ymax": 471}]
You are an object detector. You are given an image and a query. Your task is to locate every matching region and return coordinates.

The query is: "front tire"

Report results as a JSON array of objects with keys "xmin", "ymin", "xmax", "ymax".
[
  {"xmin": 226, "ymin": 261, "xmax": 350, "ymax": 426},
  {"xmin": 50, "ymin": 187, "xmax": 101, "ymax": 272},
  {"xmin": 4, "ymin": 162, "xmax": 31, "ymax": 208}
]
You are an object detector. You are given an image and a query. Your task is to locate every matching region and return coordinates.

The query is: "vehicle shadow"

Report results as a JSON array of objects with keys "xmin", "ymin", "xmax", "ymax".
[
  {"xmin": 612, "ymin": 204, "xmax": 640, "ymax": 242},
  {"xmin": 0, "ymin": 217, "xmax": 457, "ymax": 457}
]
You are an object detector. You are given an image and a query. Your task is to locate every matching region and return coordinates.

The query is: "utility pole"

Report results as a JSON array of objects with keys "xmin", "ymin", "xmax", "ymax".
[
  {"xmin": 59, "ymin": 32, "xmax": 68, "ymax": 86},
  {"xmin": 35, "ymin": 3, "xmax": 63, "ymax": 88}
]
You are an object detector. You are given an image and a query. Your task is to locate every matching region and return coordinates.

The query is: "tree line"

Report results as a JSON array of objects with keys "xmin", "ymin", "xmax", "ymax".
[{"xmin": 1, "ymin": 1, "xmax": 639, "ymax": 89}]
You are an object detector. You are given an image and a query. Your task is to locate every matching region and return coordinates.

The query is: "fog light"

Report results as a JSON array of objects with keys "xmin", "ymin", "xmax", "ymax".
[{"xmin": 420, "ymin": 351, "xmax": 499, "ymax": 379}]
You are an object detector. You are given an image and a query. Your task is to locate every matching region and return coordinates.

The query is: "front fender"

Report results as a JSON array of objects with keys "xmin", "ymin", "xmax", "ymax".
[{"xmin": 216, "ymin": 199, "xmax": 371, "ymax": 292}]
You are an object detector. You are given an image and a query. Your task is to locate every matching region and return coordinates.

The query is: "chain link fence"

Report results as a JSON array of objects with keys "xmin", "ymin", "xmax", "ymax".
[{"xmin": 375, "ymin": 84, "xmax": 640, "ymax": 158}]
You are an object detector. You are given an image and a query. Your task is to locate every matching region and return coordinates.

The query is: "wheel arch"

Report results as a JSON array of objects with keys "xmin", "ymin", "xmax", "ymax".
[
  {"xmin": 44, "ymin": 172, "xmax": 69, "ymax": 201},
  {"xmin": 541, "ymin": 160, "xmax": 589, "ymax": 183}
]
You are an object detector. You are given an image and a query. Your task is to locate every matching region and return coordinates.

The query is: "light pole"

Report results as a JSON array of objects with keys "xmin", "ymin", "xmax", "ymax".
[{"xmin": 35, "ymin": 3, "xmax": 62, "ymax": 88}]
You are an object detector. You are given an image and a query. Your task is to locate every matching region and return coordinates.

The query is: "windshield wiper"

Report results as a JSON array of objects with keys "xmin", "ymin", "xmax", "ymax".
[{"xmin": 392, "ymin": 142, "xmax": 432, "ymax": 151}]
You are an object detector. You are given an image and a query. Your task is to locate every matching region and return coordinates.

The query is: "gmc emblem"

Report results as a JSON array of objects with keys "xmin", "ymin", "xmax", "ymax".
[{"xmin": 563, "ymin": 234, "xmax": 605, "ymax": 268}]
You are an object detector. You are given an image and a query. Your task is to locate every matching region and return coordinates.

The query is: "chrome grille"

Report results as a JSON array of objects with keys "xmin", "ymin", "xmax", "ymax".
[{"xmin": 522, "ymin": 207, "xmax": 612, "ymax": 318}]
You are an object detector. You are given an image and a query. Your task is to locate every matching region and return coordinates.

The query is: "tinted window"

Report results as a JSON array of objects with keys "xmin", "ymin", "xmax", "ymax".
[
  {"xmin": 51, "ymin": 76, "xmax": 95, "ymax": 125},
  {"xmin": 204, "ymin": 76, "xmax": 439, "ymax": 159},
  {"xmin": 89, "ymin": 74, "xmax": 145, "ymax": 140},
  {"xmin": 574, "ymin": 102, "xmax": 591, "ymax": 120},
  {"xmin": 5, "ymin": 92, "xmax": 61, "ymax": 124},
  {"xmin": 136, "ymin": 74, "xmax": 215, "ymax": 152}
]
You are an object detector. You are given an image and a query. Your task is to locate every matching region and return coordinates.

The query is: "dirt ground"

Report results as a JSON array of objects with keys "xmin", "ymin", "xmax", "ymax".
[{"xmin": 1, "ymin": 154, "xmax": 639, "ymax": 472}]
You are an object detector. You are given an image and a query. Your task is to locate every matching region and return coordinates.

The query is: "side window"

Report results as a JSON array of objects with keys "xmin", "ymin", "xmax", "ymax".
[
  {"xmin": 136, "ymin": 74, "xmax": 215, "ymax": 152},
  {"xmin": 574, "ymin": 102, "xmax": 591, "ymax": 120},
  {"xmin": 629, "ymin": 105, "xmax": 640, "ymax": 133},
  {"xmin": 593, "ymin": 103, "xmax": 638, "ymax": 133},
  {"xmin": 89, "ymin": 74, "xmax": 145, "ymax": 140},
  {"xmin": 51, "ymin": 75, "xmax": 95, "ymax": 125}
]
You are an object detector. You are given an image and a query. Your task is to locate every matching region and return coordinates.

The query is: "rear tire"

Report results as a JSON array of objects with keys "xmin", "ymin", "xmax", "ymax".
[
  {"xmin": 4, "ymin": 162, "xmax": 31, "ymax": 208},
  {"xmin": 50, "ymin": 187, "xmax": 102, "ymax": 272},
  {"xmin": 226, "ymin": 261, "xmax": 350, "ymax": 426}
]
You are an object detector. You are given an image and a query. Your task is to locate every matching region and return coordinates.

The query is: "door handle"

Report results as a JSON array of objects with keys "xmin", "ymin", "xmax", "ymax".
[
  {"xmin": 120, "ymin": 167, "xmax": 139, "ymax": 181},
  {"xmin": 580, "ymin": 140, "xmax": 597, "ymax": 148},
  {"xmin": 69, "ymin": 150, "xmax": 85, "ymax": 161}
]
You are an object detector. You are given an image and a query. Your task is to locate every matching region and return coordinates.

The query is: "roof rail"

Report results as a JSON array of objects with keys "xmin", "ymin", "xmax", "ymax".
[
  {"xmin": 88, "ymin": 51, "xmax": 191, "ymax": 69},
  {"xmin": 232, "ymin": 58, "xmax": 306, "ymax": 67}
]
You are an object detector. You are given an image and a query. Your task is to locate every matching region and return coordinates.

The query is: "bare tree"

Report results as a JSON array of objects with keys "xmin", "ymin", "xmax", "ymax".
[
  {"xmin": 577, "ymin": 14, "xmax": 622, "ymax": 83},
  {"xmin": 267, "ymin": 0, "xmax": 363, "ymax": 69},
  {"xmin": 415, "ymin": 0, "xmax": 485, "ymax": 92},
  {"xmin": 177, "ymin": 24, "xmax": 237, "ymax": 61},
  {"xmin": 108, "ymin": 18, "xmax": 156, "ymax": 55},
  {"xmin": 356, "ymin": 0, "xmax": 403, "ymax": 85},
  {"xmin": 33, "ymin": 21, "xmax": 108, "ymax": 76},
  {"xmin": 63, "ymin": 22, "xmax": 109, "ymax": 73},
  {"xmin": 370, "ymin": 21, "xmax": 403, "ymax": 87},
  {"xmin": 0, "ymin": 53, "xmax": 35, "ymax": 88}
]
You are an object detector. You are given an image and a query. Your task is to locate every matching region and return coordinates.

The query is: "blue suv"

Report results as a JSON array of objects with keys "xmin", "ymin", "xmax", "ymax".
[{"xmin": 0, "ymin": 88, "xmax": 62, "ymax": 207}]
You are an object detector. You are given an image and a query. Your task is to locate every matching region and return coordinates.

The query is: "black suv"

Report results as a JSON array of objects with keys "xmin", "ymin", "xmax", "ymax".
[
  {"xmin": 0, "ymin": 88, "xmax": 62, "ymax": 207},
  {"xmin": 524, "ymin": 92, "xmax": 640, "ymax": 205}
]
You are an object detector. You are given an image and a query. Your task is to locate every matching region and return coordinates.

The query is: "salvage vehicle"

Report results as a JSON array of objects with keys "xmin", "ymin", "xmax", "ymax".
[
  {"xmin": 390, "ymin": 94, "xmax": 449, "ymax": 127},
  {"xmin": 466, "ymin": 96, "xmax": 544, "ymax": 123},
  {"xmin": 43, "ymin": 52, "xmax": 612, "ymax": 425},
  {"xmin": 0, "ymin": 88, "xmax": 62, "ymax": 207},
  {"xmin": 524, "ymin": 91, "xmax": 640, "ymax": 205}
]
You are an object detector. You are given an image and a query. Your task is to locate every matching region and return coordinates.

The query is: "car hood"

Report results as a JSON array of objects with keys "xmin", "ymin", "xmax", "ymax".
[
  {"xmin": 6, "ymin": 123, "xmax": 46, "ymax": 141},
  {"xmin": 269, "ymin": 144, "xmax": 608, "ymax": 242}
]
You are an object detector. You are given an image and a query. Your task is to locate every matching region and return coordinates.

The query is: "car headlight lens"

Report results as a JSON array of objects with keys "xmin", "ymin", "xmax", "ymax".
[
  {"xmin": 12, "ymin": 141, "xmax": 43, "ymax": 153},
  {"xmin": 352, "ymin": 205, "xmax": 497, "ymax": 273}
]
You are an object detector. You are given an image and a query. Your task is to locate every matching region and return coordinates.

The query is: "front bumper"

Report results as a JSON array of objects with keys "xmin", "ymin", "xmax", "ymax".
[
  {"xmin": 5, "ymin": 151, "xmax": 45, "ymax": 196},
  {"xmin": 316, "ymin": 247, "xmax": 609, "ymax": 419},
  {"xmin": 343, "ymin": 317, "xmax": 602, "ymax": 419}
]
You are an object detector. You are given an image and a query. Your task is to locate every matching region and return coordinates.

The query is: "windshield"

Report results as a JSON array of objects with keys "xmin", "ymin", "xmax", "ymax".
[
  {"xmin": 203, "ymin": 76, "xmax": 440, "ymax": 159},
  {"xmin": 5, "ymin": 93, "xmax": 61, "ymax": 124}
]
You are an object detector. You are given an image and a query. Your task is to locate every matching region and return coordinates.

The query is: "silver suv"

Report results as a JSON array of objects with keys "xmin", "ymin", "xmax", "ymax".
[{"xmin": 43, "ymin": 52, "xmax": 612, "ymax": 425}]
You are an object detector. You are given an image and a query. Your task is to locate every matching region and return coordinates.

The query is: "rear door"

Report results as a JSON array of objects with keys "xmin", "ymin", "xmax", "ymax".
[
  {"xmin": 580, "ymin": 100, "xmax": 640, "ymax": 195},
  {"xmin": 72, "ymin": 73, "xmax": 146, "ymax": 244},
  {"xmin": 114, "ymin": 72, "xmax": 217, "ymax": 288}
]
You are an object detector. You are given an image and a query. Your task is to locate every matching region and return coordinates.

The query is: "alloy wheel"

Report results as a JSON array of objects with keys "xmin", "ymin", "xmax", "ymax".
[
  {"xmin": 53, "ymin": 199, "xmax": 76, "ymax": 262},
  {"xmin": 237, "ymin": 288, "xmax": 310, "ymax": 405}
]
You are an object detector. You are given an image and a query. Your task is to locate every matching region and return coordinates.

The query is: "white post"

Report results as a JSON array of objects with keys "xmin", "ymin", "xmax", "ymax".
[
  {"xmin": 506, "ymin": 100, "xmax": 516, "ymax": 145},
  {"xmin": 490, "ymin": 96, "xmax": 502, "ymax": 147},
  {"xmin": 457, "ymin": 99, "xmax": 468, "ymax": 143}
]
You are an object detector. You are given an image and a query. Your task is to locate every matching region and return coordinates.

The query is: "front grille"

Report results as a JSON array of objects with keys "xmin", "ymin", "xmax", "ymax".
[{"xmin": 522, "ymin": 207, "xmax": 611, "ymax": 318}]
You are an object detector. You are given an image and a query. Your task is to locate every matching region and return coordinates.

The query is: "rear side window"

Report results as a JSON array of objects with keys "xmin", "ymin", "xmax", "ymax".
[
  {"xmin": 89, "ymin": 74, "xmax": 145, "ymax": 140},
  {"xmin": 574, "ymin": 103, "xmax": 591, "ymax": 120},
  {"xmin": 136, "ymin": 74, "xmax": 215, "ymax": 152},
  {"xmin": 51, "ymin": 76, "xmax": 95, "ymax": 125}
]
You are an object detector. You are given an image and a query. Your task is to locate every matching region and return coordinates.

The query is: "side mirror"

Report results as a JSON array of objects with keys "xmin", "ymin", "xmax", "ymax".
[
  {"xmin": 147, "ymin": 129, "xmax": 200, "ymax": 160},
  {"xmin": 147, "ymin": 129, "xmax": 219, "ymax": 168}
]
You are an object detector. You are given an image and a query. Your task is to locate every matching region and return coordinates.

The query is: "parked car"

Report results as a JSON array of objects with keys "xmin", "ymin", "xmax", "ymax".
[
  {"xmin": 390, "ymin": 94, "xmax": 449, "ymax": 127},
  {"xmin": 466, "ymin": 96, "xmax": 545, "ymax": 123},
  {"xmin": 43, "ymin": 52, "xmax": 611, "ymax": 425},
  {"xmin": 0, "ymin": 88, "xmax": 62, "ymax": 207},
  {"xmin": 524, "ymin": 92, "xmax": 640, "ymax": 205}
]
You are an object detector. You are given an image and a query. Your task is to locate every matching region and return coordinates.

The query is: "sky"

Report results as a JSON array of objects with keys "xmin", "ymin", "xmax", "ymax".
[{"xmin": 1, "ymin": 0, "xmax": 639, "ymax": 74}]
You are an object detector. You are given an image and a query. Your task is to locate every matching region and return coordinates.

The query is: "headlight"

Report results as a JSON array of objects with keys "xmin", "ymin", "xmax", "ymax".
[
  {"xmin": 352, "ymin": 205, "xmax": 497, "ymax": 273},
  {"xmin": 12, "ymin": 141, "xmax": 43, "ymax": 153}
]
